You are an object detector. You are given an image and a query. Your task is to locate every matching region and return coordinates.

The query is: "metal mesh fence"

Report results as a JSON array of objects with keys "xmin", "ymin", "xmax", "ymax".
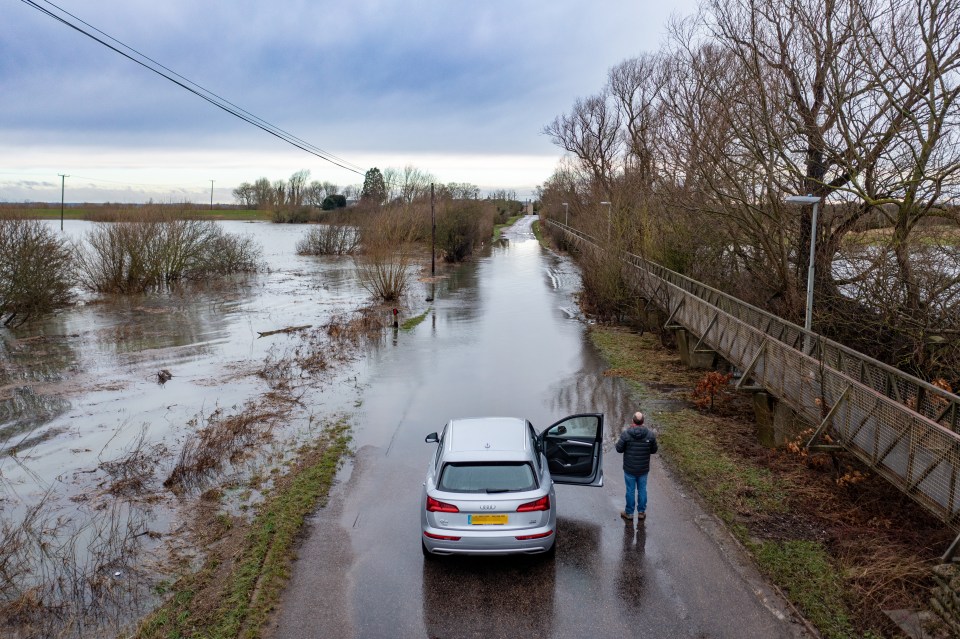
[{"xmin": 550, "ymin": 220, "xmax": 960, "ymax": 528}]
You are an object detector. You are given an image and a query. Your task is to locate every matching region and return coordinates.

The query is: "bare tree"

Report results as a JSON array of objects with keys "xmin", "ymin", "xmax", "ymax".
[
  {"xmin": 543, "ymin": 91, "xmax": 623, "ymax": 198},
  {"xmin": 287, "ymin": 169, "xmax": 310, "ymax": 207}
]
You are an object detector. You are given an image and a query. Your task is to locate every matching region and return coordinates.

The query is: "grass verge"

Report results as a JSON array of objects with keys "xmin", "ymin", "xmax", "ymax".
[
  {"xmin": 588, "ymin": 324, "xmax": 948, "ymax": 638},
  {"xmin": 135, "ymin": 420, "xmax": 352, "ymax": 639},
  {"xmin": 532, "ymin": 219, "xmax": 545, "ymax": 247},
  {"xmin": 401, "ymin": 307, "xmax": 431, "ymax": 331}
]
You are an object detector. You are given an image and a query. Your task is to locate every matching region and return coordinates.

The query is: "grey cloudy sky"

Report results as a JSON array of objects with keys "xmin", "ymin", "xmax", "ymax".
[{"xmin": 1, "ymin": 0, "xmax": 696, "ymax": 203}]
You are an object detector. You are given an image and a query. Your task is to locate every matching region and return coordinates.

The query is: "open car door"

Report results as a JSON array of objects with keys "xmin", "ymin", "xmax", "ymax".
[{"xmin": 541, "ymin": 413, "xmax": 604, "ymax": 487}]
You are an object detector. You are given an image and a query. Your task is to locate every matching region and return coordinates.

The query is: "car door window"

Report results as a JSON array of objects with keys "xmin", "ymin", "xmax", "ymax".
[
  {"xmin": 541, "ymin": 413, "xmax": 604, "ymax": 487},
  {"xmin": 544, "ymin": 415, "xmax": 599, "ymax": 440}
]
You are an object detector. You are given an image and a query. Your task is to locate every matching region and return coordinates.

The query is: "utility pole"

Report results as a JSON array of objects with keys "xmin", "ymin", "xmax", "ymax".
[
  {"xmin": 58, "ymin": 174, "xmax": 68, "ymax": 231},
  {"xmin": 430, "ymin": 183, "xmax": 436, "ymax": 277},
  {"xmin": 210, "ymin": 180, "xmax": 215, "ymax": 211},
  {"xmin": 427, "ymin": 183, "xmax": 436, "ymax": 302}
]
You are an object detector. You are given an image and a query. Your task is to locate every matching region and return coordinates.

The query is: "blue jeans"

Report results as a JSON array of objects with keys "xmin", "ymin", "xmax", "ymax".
[{"xmin": 624, "ymin": 471, "xmax": 649, "ymax": 515}]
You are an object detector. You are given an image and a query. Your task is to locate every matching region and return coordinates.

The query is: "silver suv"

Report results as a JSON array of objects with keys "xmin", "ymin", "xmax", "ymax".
[{"xmin": 421, "ymin": 413, "xmax": 604, "ymax": 557}]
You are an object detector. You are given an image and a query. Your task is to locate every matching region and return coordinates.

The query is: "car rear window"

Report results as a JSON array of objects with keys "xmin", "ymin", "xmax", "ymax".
[{"xmin": 438, "ymin": 462, "xmax": 537, "ymax": 493}]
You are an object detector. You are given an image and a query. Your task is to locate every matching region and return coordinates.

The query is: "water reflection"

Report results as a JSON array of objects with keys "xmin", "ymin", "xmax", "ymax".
[
  {"xmin": 422, "ymin": 553, "xmax": 555, "ymax": 638},
  {"xmin": 555, "ymin": 516, "xmax": 602, "ymax": 575},
  {"xmin": 617, "ymin": 521, "xmax": 648, "ymax": 607}
]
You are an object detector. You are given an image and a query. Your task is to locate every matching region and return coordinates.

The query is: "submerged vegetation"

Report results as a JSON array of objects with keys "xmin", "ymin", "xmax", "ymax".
[
  {"xmin": 137, "ymin": 421, "xmax": 351, "ymax": 639},
  {"xmin": 0, "ymin": 217, "xmax": 74, "ymax": 326},
  {"xmin": 296, "ymin": 223, "xmax": 360, "ymax": 256},
  {"xmin": 76, "ymin": 216, "xmax": 261, "ymax": 294}
]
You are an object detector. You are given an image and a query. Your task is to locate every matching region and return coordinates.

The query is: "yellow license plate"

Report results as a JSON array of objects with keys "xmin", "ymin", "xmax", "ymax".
[{"xmin": 469, "ymin": 514, "xmax": 508, "ymax": 525}]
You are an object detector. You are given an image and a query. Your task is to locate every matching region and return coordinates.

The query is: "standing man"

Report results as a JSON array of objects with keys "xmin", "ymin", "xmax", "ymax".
[{"xmin": 616, "ymin": 411, "xmax": 658, "ymax": 521}]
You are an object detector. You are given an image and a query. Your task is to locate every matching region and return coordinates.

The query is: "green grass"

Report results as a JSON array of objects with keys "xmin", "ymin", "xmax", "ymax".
[
  {"xmin": 532, "ymin": 219, "xmax": 545, "ymax": 247},
  {"xmin": 656, "ymin": 412, "xmax": 787, "ymax": 523},
  {"xmin": 588, "ymin": 323, "xmax": 859, "ymax": 638},
  {"xmin": 136, "ymin": 420, "xmax": 352, "ymax": 639},
  {"xmin": 401, "ymin": 307, "xmax": 431, "ymax": 331},
  {"xmin": 753, "ymin": 540, "xmax": 854, "ymax": 639}
]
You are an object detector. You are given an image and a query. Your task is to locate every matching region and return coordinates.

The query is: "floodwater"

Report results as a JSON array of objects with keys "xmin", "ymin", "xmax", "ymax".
[
  {"xmin": 273, "ymin": 216, "xmax": 804, "ymax": 639},
  {"xmin": 0, "ymin": 218, "xmax": 407, "ymax": 628},
  {"xmin": 0, "ymin": 222, "xmax": 381, "ymax": 512}
]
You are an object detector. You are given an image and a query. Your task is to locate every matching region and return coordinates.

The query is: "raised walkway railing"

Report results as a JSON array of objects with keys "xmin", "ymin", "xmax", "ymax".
[{"xmin": 548, "ymin": 220, "xmax": 960, "ymax": 534}]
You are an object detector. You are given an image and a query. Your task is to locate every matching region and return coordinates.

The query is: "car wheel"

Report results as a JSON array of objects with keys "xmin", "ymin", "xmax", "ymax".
[
  {"xmin": 544, "ymin": 534, "xmax": 557, "ymax": 559},
  {"xmin": 422, "ymin": 540, "xmax": 437, "ymax": 560}
]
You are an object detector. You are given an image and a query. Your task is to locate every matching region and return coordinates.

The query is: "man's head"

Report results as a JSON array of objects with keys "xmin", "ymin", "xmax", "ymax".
[{"xmin": 632, "ymin": 411, "xmax": 645, "ymax": 426}]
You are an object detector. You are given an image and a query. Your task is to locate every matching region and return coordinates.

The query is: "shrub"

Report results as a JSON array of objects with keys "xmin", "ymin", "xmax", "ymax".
[
  {"xmin": 76, "ymin": 217, "xmax": 261, "ymax": 293},
  {"xmin": 0, "ymin": 218, "xmax": 74, "ymax": 326},
  {"xmin": 353, "ymin": 251, "xmax": 411, "ymax": 301},
  {"xmin": 296, "ymin": 224, "xmax": 360, "ymax": 256},
  {"xmin": 353, "ymin": 206, "xmax": 419, "ymax": 301},
  {"xmin": 271, "ymin": 207, "xmax": 314, "ymax": 224},
  {"xmin": 436, "ymin": 200, "xmax": 492, "ymax": 262},
  {"xmin": 201, "ymin": 230, "xmax": 262, "ymax": 274}
]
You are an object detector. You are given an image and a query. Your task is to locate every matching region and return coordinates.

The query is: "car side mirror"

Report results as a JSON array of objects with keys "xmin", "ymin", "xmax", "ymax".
[
  {"xmin": 556, "ymin": 425, "xmax": 567, "ymax": 435},
  {"xmin": 425, "ymin": 432, "xmax": 439, "ymax": 443}
]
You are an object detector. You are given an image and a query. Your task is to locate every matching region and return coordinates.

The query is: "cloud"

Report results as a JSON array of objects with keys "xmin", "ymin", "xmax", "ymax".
[{"xmin": 1, "ymin": 0, "xmax": 696, "ymax": 200}]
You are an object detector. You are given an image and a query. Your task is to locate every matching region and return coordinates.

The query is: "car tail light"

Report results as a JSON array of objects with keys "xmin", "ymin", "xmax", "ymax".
[
  {"xmin": 424, "ymin": 531, "xmax": 461, "ymax": 541},
  {"xmin": 516, "ymin": 530, "xmax": 553, "ymax": 540},
  {"xmin": 426, "ymin": 496, "xmax": 459, "ymax": 513},
  {"xmin": 517, "ymin": 495, "xmax": 550, "ymax": 512}
]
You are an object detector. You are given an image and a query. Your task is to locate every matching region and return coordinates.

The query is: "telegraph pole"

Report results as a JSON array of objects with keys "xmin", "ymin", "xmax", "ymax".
[
  {"xmin": 426, "ymin": 183, "xmax": 436, "ymax": 302},
  {"xmin": 210, "ymin": 180, "xmax": 215, "ymax": 211},
  {"xmin": 58, "ymin": 174, "xmax": 68, "ymax": 231}
]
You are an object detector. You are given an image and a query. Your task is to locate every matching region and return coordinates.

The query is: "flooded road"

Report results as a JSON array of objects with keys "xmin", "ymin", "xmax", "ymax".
[{"xmin": 271, "ymin": 217, "xmax": 806, "ymax": 639}]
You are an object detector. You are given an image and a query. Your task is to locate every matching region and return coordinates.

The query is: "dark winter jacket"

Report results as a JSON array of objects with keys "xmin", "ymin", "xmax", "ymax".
[{"xmin": 615, "ymin": 426, "xmax": 658, "ymax": 476}]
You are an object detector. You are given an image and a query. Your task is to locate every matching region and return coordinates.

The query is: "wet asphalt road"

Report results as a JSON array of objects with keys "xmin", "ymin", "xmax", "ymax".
[{"xmin": 269, "ymin": 217, "xmax": 807, "ymax": 639}]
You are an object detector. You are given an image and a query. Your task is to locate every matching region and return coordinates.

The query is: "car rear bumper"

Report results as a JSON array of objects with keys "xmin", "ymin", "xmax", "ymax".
[{"xmin": 422, "ymin": 526, "xmax": 555, "ymax": 556}]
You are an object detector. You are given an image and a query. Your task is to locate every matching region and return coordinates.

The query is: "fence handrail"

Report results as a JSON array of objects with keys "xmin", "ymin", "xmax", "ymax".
[{"xmin": 547, "ymin": 219, "xmax": 960, "ymax": 432}]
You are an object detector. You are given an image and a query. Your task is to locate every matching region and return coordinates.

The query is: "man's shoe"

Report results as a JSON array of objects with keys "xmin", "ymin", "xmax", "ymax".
[
  {"xmin": 637, "ymin": 512, "xmax": 646, "ymax": 520},
  {"xmin": 620, "ymin": 511, "xmax": 633, "ymax": 521}
]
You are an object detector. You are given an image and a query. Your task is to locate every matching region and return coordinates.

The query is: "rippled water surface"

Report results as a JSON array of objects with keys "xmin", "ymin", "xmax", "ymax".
[{"xmin": 0, "ymin": 221, "xmax": 377, "ymax": 513}]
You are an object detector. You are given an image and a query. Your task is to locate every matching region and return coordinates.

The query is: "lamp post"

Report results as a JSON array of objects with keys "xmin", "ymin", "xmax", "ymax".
[
  {"xmin": 562, "ymin": 202, "xmax": 569, "ymax": 226},
  {"xmin": 600, "ymin": 201, "xmax": 611, "ymax": 241},
  {"xmin": 786, "ymin": 194, "xmax": 823, "ymax": 343}
]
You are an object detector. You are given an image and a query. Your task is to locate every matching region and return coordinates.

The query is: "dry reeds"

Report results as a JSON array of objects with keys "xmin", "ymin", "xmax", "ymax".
[
  {"xmin": 0, "ymin": 492, "xmax": 155, "ymax": 638},
  {"xmin": 163, "ymin": 400, "xmax": 290, "ymax": 494}
]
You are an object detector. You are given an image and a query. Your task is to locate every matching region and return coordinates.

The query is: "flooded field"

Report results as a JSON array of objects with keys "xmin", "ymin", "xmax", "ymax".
[{"xmin": 0, "ymin": 220, "xmax": 414, "ymax": 635}]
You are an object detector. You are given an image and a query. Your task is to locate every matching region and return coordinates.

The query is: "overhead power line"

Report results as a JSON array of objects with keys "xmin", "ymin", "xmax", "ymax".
[{"xmin": 19, "ymin": 0, "xmax": 367, "ymax": 176}]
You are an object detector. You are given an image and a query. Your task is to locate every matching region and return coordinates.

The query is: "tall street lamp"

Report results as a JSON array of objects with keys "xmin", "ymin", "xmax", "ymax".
[
  {"xmin": 786, "ymin": 194, "xmax": 823, "ymax": 341},
  {"xmin": 562, "ymin": 202, "xmax": 569, "ymax": 226},
  {"xmin": 600, "ymin": 201, "xmax": 611, "ymax": 241}
]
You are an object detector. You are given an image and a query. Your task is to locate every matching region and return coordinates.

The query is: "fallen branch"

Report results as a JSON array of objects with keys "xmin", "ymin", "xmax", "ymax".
[{"xmin": 256, "ymin": 324, "xmax": 311, "ymax": 338}]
